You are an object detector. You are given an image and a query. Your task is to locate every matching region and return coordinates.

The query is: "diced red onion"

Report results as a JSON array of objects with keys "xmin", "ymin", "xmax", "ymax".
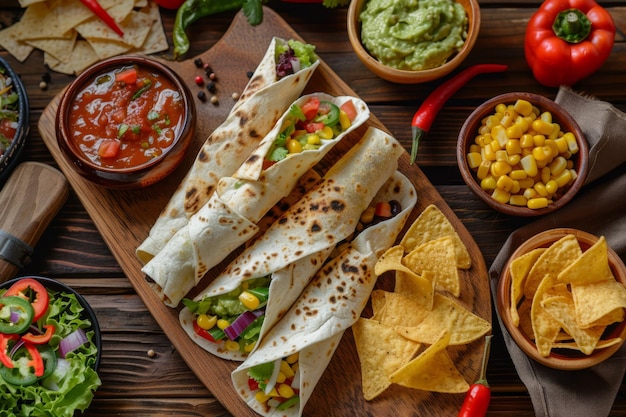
[
  {"xmin": 10, "ymin": 310, "xmax": 20, "ymax": 324},
  {"xmin": 9, "ymin": 338, "xmax": 25, "ymax": 357},
  {"xmin": 224, "ymin": 311, "xmax": 257, "ymax": 340},
  {"xmin": 59, "ymin": 328, "xmax": 88, "ymax": 358}
]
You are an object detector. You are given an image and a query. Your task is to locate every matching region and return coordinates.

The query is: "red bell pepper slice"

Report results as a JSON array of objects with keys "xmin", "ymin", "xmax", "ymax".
[
  {"xmin": 4, "ymin": 278, "xmax": 50, "ymax": 322},
  {"xmin": 22, "ymin": 324, "xmax": 56, "ymax": 345},
  {"xmin": 24, "ymin": 342, "xmax": 45, "ymax": 378},
  {"xmin": 0, "ymin": 333, "xmax": 19, "ymax": 368}
]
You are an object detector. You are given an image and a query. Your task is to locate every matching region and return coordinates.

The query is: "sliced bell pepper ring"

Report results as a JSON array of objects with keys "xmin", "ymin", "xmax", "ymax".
[
  {"xmin": 0, "ymin": 333, "xmax": 19, "ymax": 368},
  {"xmin": 0, "ymin": 342, "xmax": 45, "ymax": 385},
  {"xmin": 0, "ymin": 296, "xmax": 35, "ymax": 334},
  {"xmin": 4, "ymin": 278, "xmax": 50, "ymax": 322},
  {"xmin": 314, "ymin": 101, "xmax": 340, "ymax": 127},
  {"xmin": 22, "ymin": 324, "xmax": 56, "ymax": 345}
]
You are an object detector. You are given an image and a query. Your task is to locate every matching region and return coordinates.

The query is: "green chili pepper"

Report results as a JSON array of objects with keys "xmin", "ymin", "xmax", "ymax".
[
  {"xmin": 0, "ymin": 296, "xmax": 34, "ymax": 334},
  {"xmin": 173, "ymin": 0, "xmax": 266, "ymax": 59}
]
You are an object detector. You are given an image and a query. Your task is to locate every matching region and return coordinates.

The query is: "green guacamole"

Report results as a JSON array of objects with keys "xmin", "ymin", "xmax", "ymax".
[{"xmin": 359, "ymin": 0, "xmax": 468, "ymax": 71}]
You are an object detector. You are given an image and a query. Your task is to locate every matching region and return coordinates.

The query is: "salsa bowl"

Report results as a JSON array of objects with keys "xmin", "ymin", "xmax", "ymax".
[
  {"xmin": 497, "ymin": 229, "xmax": 626, "ymax": 370},
  {"xmin": 347, "ymin": 0, "xmax": 480, "ymax": 84},
  {"xmin": 56, "ymin": 55, "xmax": 196, "ymax": 189},
  {"xmin": 0, "ymin": 56, "xmax": 29, "ymax": 186},
  {"xmin": 457, "ymin": 92, "xmax": 588, "ymax": 217}
]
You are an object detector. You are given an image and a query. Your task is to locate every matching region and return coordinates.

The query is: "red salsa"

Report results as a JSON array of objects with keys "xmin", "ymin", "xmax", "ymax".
[{"xmin": 68, "ymin": 64, "xmax": 185, "ymax": 169}]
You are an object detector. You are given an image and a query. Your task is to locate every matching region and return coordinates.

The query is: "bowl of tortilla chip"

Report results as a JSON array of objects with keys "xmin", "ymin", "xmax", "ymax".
[
  {"xmin": 497, "ymin": 228, "xmax": 626, "ymax": 370},
  {"xmin": 0, "ymin": 56, "xmax": 29, "ymax": 187},
  {"xmin": 56, "ymin": 55, "xmax": 196, "ymax": 189}
]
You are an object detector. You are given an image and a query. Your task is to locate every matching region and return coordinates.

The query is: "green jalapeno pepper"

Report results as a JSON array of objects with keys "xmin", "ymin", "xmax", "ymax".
[{"xmin": 0, "ymin": 296, "xmax": 35, "ymax": 335}]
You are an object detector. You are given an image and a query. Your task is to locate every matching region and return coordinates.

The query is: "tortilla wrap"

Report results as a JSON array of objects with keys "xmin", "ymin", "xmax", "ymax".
[
  {"xmin": 136, "ymin": 37, "xmax": 320, "ymax": 264},
  {"xmin": 231, "ymin": 171, "xmax": 417, "ymax": 417},
  {"xmin": 142, "ymin": 93, "xmax": 369, "ymax": 307},
  {"xmin": 179, "ymin": 127, "xmax": 406, "ymax": 360}
]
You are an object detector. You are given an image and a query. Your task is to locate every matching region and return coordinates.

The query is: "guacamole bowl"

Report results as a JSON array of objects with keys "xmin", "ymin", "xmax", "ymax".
[
  {"xmin": 56, "ymin": 55, "xmax": 196, "ymax": 189},
  {"xmin": 347, "ymin": 0, "xmax": 480, "ymax": 84},
  {"xmin": 457, "ymin": 92, "xmax": 588, "ymax": 217}
]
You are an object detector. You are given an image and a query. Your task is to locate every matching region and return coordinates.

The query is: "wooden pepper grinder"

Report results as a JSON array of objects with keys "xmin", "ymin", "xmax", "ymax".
[{"xmin": 0, "ymin": 162, "xmax": 69, "ymax": 282}]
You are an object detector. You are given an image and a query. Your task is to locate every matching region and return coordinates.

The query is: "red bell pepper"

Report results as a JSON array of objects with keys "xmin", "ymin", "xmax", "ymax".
[
  {"xmin": 0, "ymin": 333, "xmax": 19, "ymax": 368},
  {"xmin": 22, "ymin": 324, "xmax": 56, "ymax": 345},
  {"xmin": 4, "ymin": 278, "xmax": 50, "ymax": 322},
  {"xmin": 524, "ymin": 0, "xmax": 615, "ymax": 87}
]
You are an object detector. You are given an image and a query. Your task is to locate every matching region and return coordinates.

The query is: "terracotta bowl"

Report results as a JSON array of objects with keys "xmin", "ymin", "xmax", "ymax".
[
  {"xmin": 56, "ymin": 55, "xmax": 196, "ymax": 189},
  {"xmin": 457, "ymin": 92, "xmax": 589, "ymax": 217},
  {"xmin": 497, "ymin": 228, "xmax": 626, "ymax": 370},
  {"xmin": 347, "ymin": 0, "xmax": 480, "ymax": 84},
  {"xmin": 0, "ymin": 56, "xmax": 30, "ymax": 186}
]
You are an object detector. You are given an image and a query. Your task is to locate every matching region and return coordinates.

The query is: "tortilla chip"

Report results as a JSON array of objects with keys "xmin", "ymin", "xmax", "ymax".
[
  {"xmin": 45, "ymin": 40, "xmax": 100, "ymax": 75},
  {"xmin": 572, "ymin": 279, "xmax": 626, "ymax": 328},
  {"xmin": 26, "ymin": 31, "xmax": 78, "ymax": 63},
  {"xmin": 558, "ymin": 236, "xmax": 614, "ymax": 285},
  {"xmin": 400, "ymin": 204, "xmax": 471, "ymax": 269},
  {"xmin": 374, "ymin": 291, "xmax": 430, "ymax": 328},
  {"xmin": 524, "ymin": 234, "xmax": 582, "ymax": 298},
  {"xmin": 352, "ymin": 318, "xmax": 421, "ymax": 401},
  {"xmin": 389, "ymin": 331, "xmax": 469, "ymax": 393},
  {"xmin": 394, "ymin": 293, "xmax": 491, "ymax": 345},
  {"xmin": 404, "ymin": 236, "xmax": 460, "ymax": 297},
  {"xmin": 509, "ymin": 248, "xmax": 546, "ymax": 327},
  {"xmin": 541, "ymin": 295, "xmax": 604, "ymax": 355},
  {"xmin": 12, "ymin": 2, "xmax": 70, "ymax": 41},
  {"xmin": 130, "ymin": 2, "xmax": 168, "ymax": 55},
  {"xmin": 395, "ymin": 270, "xmax": 435, "ymax": 310},
  {"xmin": 530, "ymin": 275, "xmax": 562, "ymax": 357},
  {"xmin": 0, "ymin": 24, "xmax": 35, "ymax": 62}
]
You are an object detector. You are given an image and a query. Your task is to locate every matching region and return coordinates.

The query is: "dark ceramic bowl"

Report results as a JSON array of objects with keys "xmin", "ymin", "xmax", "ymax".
[
  {"xmin": 0, "ymin": 56, "xmax": 30, "ymax": 186},
  {"xmin": 56, "ymin": 55, "xmax": 196, "ymax": 189},
  {"xmin": 497, "ymin": 229, "xmax": 626, "ymax": 370},
  {"xmin": 0, "ymin": 275, "xmax": 102, "ymax": 370},
  {"xmin": 457, "ymin": 92, "xmax": 588, "ymax": 217}
]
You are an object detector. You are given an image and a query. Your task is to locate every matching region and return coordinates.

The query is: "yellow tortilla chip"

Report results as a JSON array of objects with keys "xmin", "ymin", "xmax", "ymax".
[
  {"xmin": 509, "ymin": 248, "xmax": 546, "ymax": 327},
  {"xmin": 352, "ymin": 318, "xmax": 421, "ymax": 401},
  {"xmin": 530, "ymin": 275, "xmax": 562, "ymax": 357},
  {"xmin": 374, "ymin": 291, "xmax": 431, "ymax": 328},
  {"xmin": 572, "ymin": 279, "xmax": 626, "ymax": 328},
  {"xmin": 541, "ymin": 295, "xmax": 604, "ymax": 355},
  {"xmin": 44, "ymin": 40, "xmax": 100, "ymax": 75},
  {"xmin": 404, "ymin": 236, "xmax": 460, "ymax": 297},
  {"xmin": 395, "ymin": 270, "xmax": 435, "ymax": 310},
  {"xmin": 370, "ymin": 289, "xmax": 387, "ymax": 321},
  {"xmin": 0, "ymin": 24, "xmax": 35, "ymax": 62},
  {"xmin": 389, "ymin": 331, "xmax": 469, "ymax": 393},
  {"xmin": 558, "ymin": 236, "xmax": 614, "ymax": 285},
  {"xmin": 394, "ymin": 293, "xmax": 491, "ymax": 345},
  {"xmin": 524, "ymin": 234, "xmax": 582, "ymax": 298},
  {"xmin": 400, "ymin": 204, "xmax": 471, "ymax": 269}
]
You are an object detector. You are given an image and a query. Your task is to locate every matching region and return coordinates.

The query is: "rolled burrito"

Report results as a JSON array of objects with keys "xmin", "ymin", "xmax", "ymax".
[
  {"xmin": 179, "ymin": 127, "xmax": 406, "ymax": 361},
  {"xmin": 231, "ymin": 170, "xmax": 417, "ymax": 417},
  {"xmin": 143, "ymin": 93, "xmax": 369, "ymax": 307},
  {"xmin": 136, "ymin": 38, "xmax": 320, "ymax": 264}
]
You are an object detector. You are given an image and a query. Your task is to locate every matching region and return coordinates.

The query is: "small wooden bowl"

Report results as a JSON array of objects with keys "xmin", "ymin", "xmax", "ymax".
[
  {"xmin": 0, "ymin": 56, "xmax": 29, "ymax": 186},
  {"xmin": 457, "ymin": 92, "xmax": 589, "ymax": 217},
  {"xmin": 56, "ymin": 55, "xmax": 196, "ymax": 189},
  {"xmin": 347, "ymin": 0, "xmax": 480, "ymax": 84},
  {"xmin": 497, "ymin": 228, "xmax": 626, "ymax": 370}
]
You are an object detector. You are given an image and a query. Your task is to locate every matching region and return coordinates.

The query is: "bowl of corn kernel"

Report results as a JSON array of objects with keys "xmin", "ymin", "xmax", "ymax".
[{"xmin": 457, "ymin": 92, "xmax": 589, "ymax": 216}]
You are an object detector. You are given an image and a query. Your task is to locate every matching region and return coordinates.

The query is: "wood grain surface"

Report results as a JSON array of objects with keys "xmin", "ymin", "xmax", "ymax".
[{"xmin": 37, "ymin": 7, "xmax": 490, "ymax": 416}]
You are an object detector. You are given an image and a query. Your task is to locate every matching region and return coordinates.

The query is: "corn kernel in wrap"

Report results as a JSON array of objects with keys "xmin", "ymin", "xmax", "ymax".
[
  {"xmin": 142, "ymin": 93, "xmax": 369, "ymax": 307},
  {"xmin": 179, "ymin": 127, "xmax": 405, "ymax": 361},
  {"xmin": 231, "ymin": 171, "xmax": 417, "ymax": 416},
  {"xmin": 136, "ymin": 37, "xmax": 319, "ymax": 264}
]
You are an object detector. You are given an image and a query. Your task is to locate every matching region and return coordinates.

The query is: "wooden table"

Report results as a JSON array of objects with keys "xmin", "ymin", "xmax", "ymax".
[{"xmin": 1, "ymin": 0, "xmax": 625, "ymax": 415}]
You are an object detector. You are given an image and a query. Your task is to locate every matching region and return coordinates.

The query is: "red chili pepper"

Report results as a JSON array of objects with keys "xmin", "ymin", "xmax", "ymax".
[
  {"xmin": 22, "ymin": 324, "xmax": 56, "ymax": 345},
  {"xmin": 80, "ymin": 0, "xmax": 124, "ymax": 37},
  {"xmin": 4, "ymin": 278, "xmax": 50, "ymax": 322},
  {"xmin": 458, "ymin": 335, "xmax": 493, "ymax": 417},
  {"xmin": 524, "ymin": 0, "xmax": 615, "ymax": 87},
  {"xmin": 410, "ymin": 64, "xmax": 508, "ymax": 164}
]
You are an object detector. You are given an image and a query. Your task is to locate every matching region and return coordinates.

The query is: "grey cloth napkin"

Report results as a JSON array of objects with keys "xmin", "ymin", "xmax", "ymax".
[{"xmin": 489, "ymin": 86, "xmax": 626, "ymax": 417}]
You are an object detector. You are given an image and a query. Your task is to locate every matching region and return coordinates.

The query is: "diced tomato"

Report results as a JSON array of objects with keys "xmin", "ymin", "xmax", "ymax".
[
  {"xmin": 247, "ymin": 378, "xmax": 259, "ymax": 391},
  {"xmin": 115, "ymin": 67, "xmax": 138, "ymax": 84},
  {"xmin": 262, "ymin": 159, "xmax": 277, "ymax": 170},
  {"xmin": 98, "ymin": 140, "xmax": 120, "ymax": 158},
  {"xmin": 193, "ymin": 321, "xmax": 217, "ymax": 343},
  {"xmin": 304, "ymin": 121, "xmax": 325, "ymax": 133},
  {"xmin": 374, "ymin": 201, "xmax": 392, "ymax": 218},
  {"xmin": 340, "ymin": 100, "xmax": 358, "ymax": 122},
  {"xmin": 22, "ymin": 325, "xmax": 56, "ymax": 345},
  {"xmin": 300, "ymin": 96, "xmax": 320, "ymax": 121},
  {"xmin": 4, "ymin": 278, "xmax": 49, "ymax": 322}
]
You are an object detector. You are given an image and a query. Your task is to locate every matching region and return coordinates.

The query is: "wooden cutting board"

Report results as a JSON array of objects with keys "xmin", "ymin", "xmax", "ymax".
[{"xmin": 38, "ymin": 7, "xmax": 491, "ymax": 416}]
